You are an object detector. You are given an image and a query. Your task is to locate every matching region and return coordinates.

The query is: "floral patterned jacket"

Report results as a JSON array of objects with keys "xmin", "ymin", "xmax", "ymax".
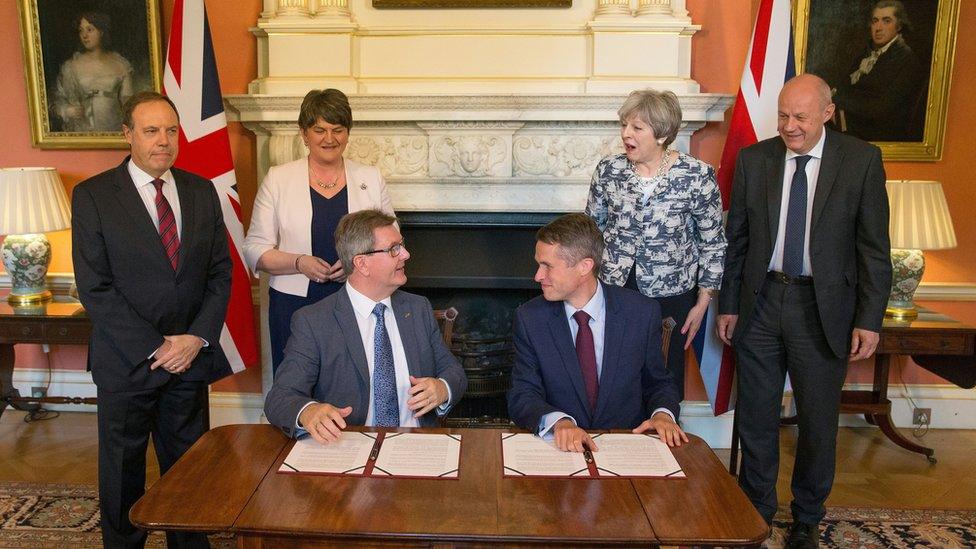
[{"xmin": 585, "ymin": 152, "xmax": 727, "ymax": 298}]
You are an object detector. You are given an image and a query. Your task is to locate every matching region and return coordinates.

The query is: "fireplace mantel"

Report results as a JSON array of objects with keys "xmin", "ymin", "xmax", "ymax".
[{"xmin": 225, "ymin": 92, "xmax": 734, "ymax": 213}]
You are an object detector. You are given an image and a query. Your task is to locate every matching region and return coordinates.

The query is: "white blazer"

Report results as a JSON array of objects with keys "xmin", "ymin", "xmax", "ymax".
[{"xmin": 243, "ymin": 156, "xmax": 395, "ymax": 297}]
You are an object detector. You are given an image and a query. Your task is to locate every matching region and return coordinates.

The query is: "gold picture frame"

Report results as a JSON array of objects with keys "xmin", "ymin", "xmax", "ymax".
[
  {"xmin": 17, "ymin": 0, "xmax": 163, "ymax": 149},
  {"xmin": 374, "ymin": 0, "xmax": 571, "ymax": 8},
  {"xmin": 794, "ymin": 0, "xmax": 959, "ymax": 161}
]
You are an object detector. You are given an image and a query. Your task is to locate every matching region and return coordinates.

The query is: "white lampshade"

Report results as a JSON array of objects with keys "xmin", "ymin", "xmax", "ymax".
[
  {"xmin": 0, "ymin": 167, "xmax": 72, "ymax": 235},
  {"xmin": 887, "ymin": 180, "xmax": 956, "ymax": 250}
]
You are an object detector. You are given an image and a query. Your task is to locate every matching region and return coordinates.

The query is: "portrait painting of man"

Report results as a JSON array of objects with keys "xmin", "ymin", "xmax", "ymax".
[{"xmin": 800, "ymin": 0, "xmax": 940, "ymax": 144}]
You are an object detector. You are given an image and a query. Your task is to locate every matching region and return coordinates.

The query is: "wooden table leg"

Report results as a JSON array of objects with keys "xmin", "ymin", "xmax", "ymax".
[
  {"xmin": 0, "ymin": 343, "xmax": 41, "ymax": 420},
  {"xmin": 872, "ymin": 355, "xmax": 935, "ymax": 461},
  {"xmin": 871, "ymin": 400, "xmax": 937, "ymax": 463}
]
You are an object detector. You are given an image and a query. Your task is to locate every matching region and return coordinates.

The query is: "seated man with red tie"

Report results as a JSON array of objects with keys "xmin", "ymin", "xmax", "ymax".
[{"xmin": 507, "ymin": 213, "xmax": 686, "ymax": 452}]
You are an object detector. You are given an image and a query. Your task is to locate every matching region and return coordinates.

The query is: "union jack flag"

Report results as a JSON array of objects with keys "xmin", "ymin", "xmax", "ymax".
[
  {"xmin": 692, "ymin": 0, "xmax": 795, "ymax": 416},
  {"xmin": 163, "ymin": 0, "xmax": 258, "ymax": 378}
]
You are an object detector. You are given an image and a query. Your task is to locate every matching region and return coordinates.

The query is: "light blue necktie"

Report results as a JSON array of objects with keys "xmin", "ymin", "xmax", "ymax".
[
  {"xmin": 372, "ymin": 303, "xmax": 399, "ymax": 427},
  {"xmin": 783, "ymin": 155, "xmax": 811, "ymax": 277}
]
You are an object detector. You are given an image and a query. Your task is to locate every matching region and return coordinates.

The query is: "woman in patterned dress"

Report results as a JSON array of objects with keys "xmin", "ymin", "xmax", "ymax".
[{"xmin": 586, "ymin": 89, "xmax": 727, "ymax": 400}]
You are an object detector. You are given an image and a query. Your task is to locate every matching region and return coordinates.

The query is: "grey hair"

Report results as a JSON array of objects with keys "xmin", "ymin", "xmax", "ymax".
[
  {"xmin": 335, "ymin": 209, "xmax": 399, "ymax": 276},
  {"xmin": 617, "ymin": 89, "xmax": 683, "ymax": 148}
]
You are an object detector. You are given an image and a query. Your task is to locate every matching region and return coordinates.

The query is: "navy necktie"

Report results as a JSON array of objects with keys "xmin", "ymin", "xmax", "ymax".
[
  {"xmin": 573, "ymin": 310, "xmax": 599, "ymax": 412},
  {"xmin": 371, "ymin": 303, "xmax": 399, "ymax": 427},
  {"xmin": 783, "ymin": 155, "xmax": 811, "ymax": 277}
]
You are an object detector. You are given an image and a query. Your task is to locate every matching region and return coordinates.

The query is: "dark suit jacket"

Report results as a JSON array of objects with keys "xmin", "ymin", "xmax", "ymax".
[
  {"xmin": 264, "ymin": 288, "xmax": 468, "ymax": 437},
  {"xmin": 507, "ymin": 283, "xmax": 680, "ymax": 431},
  {"xmin": 71, "ymin": 158, "xmax": 232, "ymax": 392},
  {"xmin": 718, "ymin": 131, "xmax": 891, "ymax": 358},
  {"xmin": 834, "ymin": 38, "xmax": 923, "ymax": 141}
]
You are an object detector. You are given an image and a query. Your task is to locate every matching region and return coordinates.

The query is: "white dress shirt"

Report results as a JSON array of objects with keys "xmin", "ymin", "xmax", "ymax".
[
  {"xmin": 128, "ymin": 160, "xmax": 182, "ymax": 239},
  {"xmin": 344, "ymin": 282, "xmax": 420, "ymax": 428},
  {"xmin": 768, "ymin": 130, "xmax": 826, "ymax": 277},
  {"xmin": 538, "ymin": 283, "xmax": 674, "ymax": 437}
]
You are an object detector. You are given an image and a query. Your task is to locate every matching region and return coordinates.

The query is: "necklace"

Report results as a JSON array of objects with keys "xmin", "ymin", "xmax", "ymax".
[
  {"xmin": 633, "ymin": 148, "xmax": 672, "ymax": 180},
  {"xmin": 309, "ymin": 159, "xmax": 343, "ymax": 190}
]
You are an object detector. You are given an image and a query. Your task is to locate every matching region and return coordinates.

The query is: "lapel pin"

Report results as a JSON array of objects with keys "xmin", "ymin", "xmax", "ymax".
[
  {"xmin": 404, "ymin": 312, "xmax": 411, "ymax": 318},
  {"xmin": 360, "ymin": 182, "xmax": 367, "ymax": 190}
]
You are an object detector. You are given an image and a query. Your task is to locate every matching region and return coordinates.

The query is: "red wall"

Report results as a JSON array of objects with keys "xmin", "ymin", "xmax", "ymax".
[{"xmin": 3, "ymin": 0, "xmax": 974, "ymax": 398}]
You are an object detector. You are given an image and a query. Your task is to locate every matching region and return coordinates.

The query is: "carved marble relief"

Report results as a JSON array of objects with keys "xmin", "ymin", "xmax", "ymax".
[
  {"xmin": 346, "ymin": 136, "xmax": 428, "ymax": 177},
  {"xmin": 513, "ymin": 135, "xmax": 623, "ymax": 178}
]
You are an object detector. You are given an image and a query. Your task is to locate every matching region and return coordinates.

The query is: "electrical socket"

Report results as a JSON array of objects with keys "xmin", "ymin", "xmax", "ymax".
[
  {"xmin": 913, "ymin": 407, "xmax": 932, "ymax": 425},
  {"xmin": 31, "ymin": 386, "xmax": 47, "ymax": 398}
]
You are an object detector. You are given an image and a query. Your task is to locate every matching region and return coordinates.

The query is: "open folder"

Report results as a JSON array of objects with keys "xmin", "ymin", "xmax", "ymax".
[
  {"xmin": 501, "ymin": 432, "xmax": 685, "ymax": 478},
  {"xmin": 278, "ymin": 431, "xmax": 461, "ymax": 479}
]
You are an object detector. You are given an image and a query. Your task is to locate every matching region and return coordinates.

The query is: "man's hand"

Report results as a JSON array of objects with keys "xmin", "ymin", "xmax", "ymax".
[
  {"xmin": 849, "ymin": 328, "xmax": 880, "ymax": 362},
  {"xmin": 552, "ymin": 418, "xmax": 598, "ymax": 453},
  {"xmin": 151, "ymin": 335, "xmax": 205, "ymax": 373},
  {"xmin": 633, "ymin": 411, "xmax": 689, "ymax": 447},
  {"xmin": 299, "ymin": 403, "xmax": 353, "ymax": 444},
  {"xmin": 716, "ymin": 314, "xmax": 738, "ymax": 346},
  {"xmin": 407, "ymin": 376, "xmax": 449, "ymax": 418}
]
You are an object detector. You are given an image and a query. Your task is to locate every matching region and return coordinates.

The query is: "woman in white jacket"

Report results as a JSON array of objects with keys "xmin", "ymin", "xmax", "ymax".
[{"xmin": 244, "ymin": 89, "xmax": 394, "ymax": 372}]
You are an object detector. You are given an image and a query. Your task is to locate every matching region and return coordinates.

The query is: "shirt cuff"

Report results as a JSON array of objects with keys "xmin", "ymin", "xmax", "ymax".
[
  {"xmin": 538, "ymin": 412, "xmax": 574, "ymax": 439},
  {"xmin": 294, "ymin": 400, "xmax": 317, "ymax": 436},
  {"xmin": 436, "ymin": 378, "xmax": 453, "ymax": 416},
  {"xmin": 650, "ymin": 407, "xmax": 675, "ymax": 423}
]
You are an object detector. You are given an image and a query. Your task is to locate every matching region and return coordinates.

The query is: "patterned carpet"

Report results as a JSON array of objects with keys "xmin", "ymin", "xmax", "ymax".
[
  {"xmin": 0, "ymin": 482, "xmax": 233, "ymax": 548},
  {"xmin": 2, "ymin": 481, "xmax": 975, "ymax": 547}
]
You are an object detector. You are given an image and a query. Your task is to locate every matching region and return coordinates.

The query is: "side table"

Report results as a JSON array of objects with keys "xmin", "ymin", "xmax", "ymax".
[{"xmin": 0, "ymin": 297, "xmax": 93, "ymax": 420}]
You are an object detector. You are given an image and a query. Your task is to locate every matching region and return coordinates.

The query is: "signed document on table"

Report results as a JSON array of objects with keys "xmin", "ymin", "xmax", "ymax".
[
  {"xmin": 501, "ymin": 433, "xmax": 685, "ymax": 478},
  {"xmin": 279, "ymin": 432, "xmax": 461, "ymax": 479}
]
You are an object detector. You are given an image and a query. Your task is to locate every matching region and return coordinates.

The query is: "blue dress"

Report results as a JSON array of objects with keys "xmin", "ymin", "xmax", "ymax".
[{"xmin": 268, "ymin": 185, "xmax": 348, "ymax": 373}]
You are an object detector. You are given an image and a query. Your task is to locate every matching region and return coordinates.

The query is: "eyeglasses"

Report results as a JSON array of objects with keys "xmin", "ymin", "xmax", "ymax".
[{"xmin": 359, "ymin": 240, "xmax": 406, "ymax": 258}]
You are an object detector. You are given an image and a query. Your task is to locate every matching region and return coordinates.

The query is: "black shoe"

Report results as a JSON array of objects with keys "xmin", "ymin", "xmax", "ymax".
[{"xmin": 785, "ymin": 521, "xmax": 819, "ymax": 549}]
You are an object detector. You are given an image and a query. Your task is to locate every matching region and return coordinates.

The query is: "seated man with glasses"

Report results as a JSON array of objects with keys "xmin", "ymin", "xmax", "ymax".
[{"xmin": 265, "ymin": 209, "xmax": 467, "ymax": 443}]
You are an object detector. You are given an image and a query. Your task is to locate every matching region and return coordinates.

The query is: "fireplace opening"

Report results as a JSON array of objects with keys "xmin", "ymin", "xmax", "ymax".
[{"xmin": 400, "ymin": 211, "xmax": 561, "ymax": 427}]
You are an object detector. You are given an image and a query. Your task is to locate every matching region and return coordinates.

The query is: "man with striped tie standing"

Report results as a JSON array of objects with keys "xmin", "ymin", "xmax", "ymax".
[{"xmin": 72, "ymin": 91, "xmax": 231, "ymax": 548}]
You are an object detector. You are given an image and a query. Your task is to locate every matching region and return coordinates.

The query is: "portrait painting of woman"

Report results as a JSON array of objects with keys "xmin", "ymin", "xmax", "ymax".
[
  {"xmin": 20, "ymin": 0, "xmax": 162, "ymax": 147},
  {"xmin": 51, "ymin": 12, "xmax": 134, "ymax": 132}
]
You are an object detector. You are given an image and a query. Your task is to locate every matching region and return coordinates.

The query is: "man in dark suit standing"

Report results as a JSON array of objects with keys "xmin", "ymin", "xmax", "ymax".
[
  {"xmin": 264, "ymin": 209, "xmax": 466, "ymax": 443},
  {"xmin": 507, "ymin": 213, "xmax": 685, "ymax": 452},
  {"xmin": 72, "ymin": 91, "xmax": 231, "ymax": 548},
  {"xmin": 718, "ymin": 74, "xmax": 891, "ymax": 548}
]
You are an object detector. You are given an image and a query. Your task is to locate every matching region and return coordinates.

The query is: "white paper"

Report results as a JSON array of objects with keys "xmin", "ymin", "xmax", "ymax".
[
  {"xmin": 371, "ymin": 433, "xmax": 461, "ymax": 478},
  {"xmin": 278, "ymin": 432, "xmax": 377, "ymax": 475},
  {"xmin": 501, "ymin": 433, "xmax": 589, "ymax": 477},
  {"xmin": 589, "ymin": 433, "xmax": 685, "ymax": 478}
]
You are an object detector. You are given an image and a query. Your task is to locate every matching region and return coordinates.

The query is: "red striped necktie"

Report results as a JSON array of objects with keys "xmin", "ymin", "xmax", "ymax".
[{"xmin": 151, "ymin": 178, "xmax": 180, "ymax": 271}]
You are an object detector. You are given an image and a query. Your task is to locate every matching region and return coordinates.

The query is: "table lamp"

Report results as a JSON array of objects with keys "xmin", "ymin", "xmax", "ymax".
[
  {"xmin": 0, "ymin": 167, "xmax": 72, "ymax": 305},
  {"xmin": 886, "ymin": 180, "xmax": 956, "ymax": 320}
]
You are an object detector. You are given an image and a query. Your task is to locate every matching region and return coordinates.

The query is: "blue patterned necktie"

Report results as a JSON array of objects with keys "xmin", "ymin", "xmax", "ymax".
[
  {"xmin": 371, "ymin": 303, "xmax": 399, "ymax": 427},
  {"xmin": 783, "ymin": 155, "xmax": 811, "ymax": 277}
]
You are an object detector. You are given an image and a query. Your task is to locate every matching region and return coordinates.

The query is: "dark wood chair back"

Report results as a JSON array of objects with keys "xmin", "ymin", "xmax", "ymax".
[
  {"xmin": 661, "ymin": 316, "xmax": 676, "ymax": 370},
  {"xmin": 432, "ymin": 307, "xmax": 458, "ymax": 348}
]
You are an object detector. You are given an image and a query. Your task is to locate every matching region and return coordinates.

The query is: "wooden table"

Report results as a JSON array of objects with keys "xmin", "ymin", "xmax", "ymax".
[
  {"xmin": 131, "ymin": 425, "xmax": 768, "ymax": 547},
  {"xmin": 844, "ymin": 309, "xmax": 976, "ymax": 462},
  {"xmin": 730, "ymin": 308, "xmax": 976, "ymax": 473},
  {"xmin": 0, "ymin": 297, "xmax": 92, "ymax": 420}
]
